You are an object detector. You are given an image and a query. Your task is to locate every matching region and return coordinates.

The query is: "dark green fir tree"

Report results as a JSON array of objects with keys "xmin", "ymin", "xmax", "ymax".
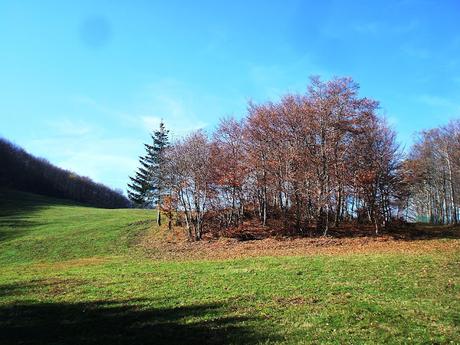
[
  {"xmin": 127, "ymin": 121, "xmax": 169, "ymax": 226},
  {"xmin": 127, "ymin": 148, "xmax": 155, "ymax": 208},
  {"xmin": 147, "ymin": 121, "xmax": 169, "ymax": 226}
]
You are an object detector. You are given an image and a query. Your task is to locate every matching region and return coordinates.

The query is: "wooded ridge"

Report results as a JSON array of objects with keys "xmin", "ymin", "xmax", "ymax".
[{"xmin": 0, "ymin": 138, "xmax": 129, "ymax": 208}]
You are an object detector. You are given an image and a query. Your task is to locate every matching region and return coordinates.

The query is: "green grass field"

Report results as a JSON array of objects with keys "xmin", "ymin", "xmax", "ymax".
[{"xmin": 0, "ymin": 189, "xmax": 459, "ymax": 344}]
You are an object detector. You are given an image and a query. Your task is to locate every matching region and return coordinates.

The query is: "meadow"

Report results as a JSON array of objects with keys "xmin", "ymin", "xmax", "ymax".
[{"xmin": 0, "ymin": 189, "xmax": 459, "ymax": 344}]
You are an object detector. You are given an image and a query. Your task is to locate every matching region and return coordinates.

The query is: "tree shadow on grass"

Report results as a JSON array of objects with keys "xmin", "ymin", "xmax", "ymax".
[
  {"xmin": 0, "ymin": 282, "xmax": 277, "ymax": 345},
  {"xmin": 0, "ymin": 217, "xmax": 44, "ymax": 242},
  {"xmin": 0, "ymin": 189, "xmax": 81, "ymax": 243},
  {"xmin": 0, "ymin": 189, "xmax": 77, "ymax": 216}
]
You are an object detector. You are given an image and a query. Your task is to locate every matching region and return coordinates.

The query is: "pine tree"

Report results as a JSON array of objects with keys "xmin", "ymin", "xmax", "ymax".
[
  {"xmin": 127, "ymin": 121, "xmax": 169, "ymax": 226},
  {"xmin": 149, "ymin": 121, "xmax": 169, "ymax": 225},
  {"xmin": 127, "ymin": 148, "xmax": 155, "ymax": 207}
]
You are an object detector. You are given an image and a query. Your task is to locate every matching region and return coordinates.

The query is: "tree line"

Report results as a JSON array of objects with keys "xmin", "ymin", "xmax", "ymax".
[
  {"xmin": 0, "ymin": 138, "xmax": 129, "ymax": 208},
  {"xmin": 405, "ymin": 120, "xmax": 460, "ymax": 224},
  {"xmin": 130, "ymin": 76, "xmax": 459, "ymax": 240}
]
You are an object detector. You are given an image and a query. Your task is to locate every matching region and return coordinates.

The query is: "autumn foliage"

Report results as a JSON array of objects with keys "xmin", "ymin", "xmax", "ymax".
[{"xmin": 160, "ymin": 77, "xmax": 457, "ymax": 240}]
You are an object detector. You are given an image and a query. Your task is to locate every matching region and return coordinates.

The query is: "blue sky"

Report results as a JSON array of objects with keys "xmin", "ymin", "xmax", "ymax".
[{"xmin": 1, "ymin": 0, "xmax": 459, "ymax": 193}]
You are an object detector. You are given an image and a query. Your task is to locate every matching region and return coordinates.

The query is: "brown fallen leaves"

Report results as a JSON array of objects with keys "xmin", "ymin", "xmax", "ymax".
[
  {"xmin": 33, "ymin": 257, "xmax": 110, "ymax": 270},
  {"xmin": 139, "ymin": 225, "xmax": 460, "ymax": 261}
]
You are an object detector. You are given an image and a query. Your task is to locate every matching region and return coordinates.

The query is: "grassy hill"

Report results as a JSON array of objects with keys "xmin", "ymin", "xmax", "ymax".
[
  {"xmin": 0, "ymin": 189, "xmax": 155, "ymax": 264},
  {"xmin": 0, "ymin": 190, "xmax": 459, "ymax": 344}
]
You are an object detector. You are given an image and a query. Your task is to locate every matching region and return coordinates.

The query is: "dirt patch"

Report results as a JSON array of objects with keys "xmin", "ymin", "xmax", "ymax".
[
  {"xmin": 273, "ymin": 296, "xmax": 307, "ymax": 306},
  {"xmin": 40, "ymin": 277, "xmax": 88, "ymax": 296},
  {"xmin": 33, "ymin": 257, "xmax": 110, "ymax": 270},
  {"xmin": 139, "ymin": 226, "xmax": 460, "ymax": 261},
  {"xmin": 1, "ymin": 277, "xmax": 89, "ymax": 298}
]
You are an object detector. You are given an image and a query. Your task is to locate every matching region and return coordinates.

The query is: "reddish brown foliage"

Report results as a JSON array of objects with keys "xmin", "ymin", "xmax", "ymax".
[{"xmin": 162, "ymin": 76, "xmax": 425, "ymax": 241}]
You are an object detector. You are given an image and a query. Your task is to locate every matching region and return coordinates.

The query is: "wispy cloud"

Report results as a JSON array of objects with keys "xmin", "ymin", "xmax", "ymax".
[
  {"xmin": 323, "ymin": 18, "xmax": 419, "ymax": 39},
  {"xmin": 48, "ymin": 79, "xmax": 245, "ymax": 191},
  {"xmin": 71, "ymin": 78, "xmax": 236, "ymax": 138},
  {"xmin": 141, "ymin": 116, "xmax": 163, "ymax": 130},
  {"xmin": 71, "ymin": 95, "xmax": 124, "ymax": 118},
  {"xmin": 247, "ymin": 55, "xmax": 332, "ymax": 102},
  {"xmin": 137, "ymin": 80, "xmax": 211, "ymax": 137},
  {"xmin": 129, "ymin": 78, "xmax": 246, "ymax": 138},
  {"xmin": 400, "ymin": 45, "xmax": 431, "ymax": 60},
  {"xmin": 418, "ymin": 95, "xmax": 460, "ymax": 109},
  {"xmin": 47, "ymin": 118, "xmax": 93, "ymax": 136},
  {"xmin": 27, "ymin": 136, "xmax": 139, "ymax": 192},
  {"xmin": 417, "ymin": 94, "xmax": 460, "ymax": 118},
  {"xmin": 352, "ymin": 22, "xmax": 380, "ymax": 35}
]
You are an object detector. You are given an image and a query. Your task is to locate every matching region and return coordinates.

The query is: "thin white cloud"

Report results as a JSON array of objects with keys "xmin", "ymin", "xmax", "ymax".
[
  {"xmin": 71, "ymin": 95, "xmax": 122, "ymax": 117},
  {"xmin": 46, "ymin": 79, "xmax": 245, "ymax": 191},
  {"xmin": 58, "ymin": 153, "xmax": 138, "ymax": 189},
  {"xmin": 141, "ymin": 116, "xmax": 162, "ymax": 130},
  {"xmin": 27, "ymin": 136, "xmax": 140, "ymax": 192},
  {"xmin": 70, "ymin": 79, "xmax": 224, "ymax": 137},
  {"xmin": 35, "ymin": 73, "xmax": 272, "ymax": 196},
  {"xmin": 387, "ymin": 116, "xmax": 399, "ymax": 126},
  {"xmin": 47, "ymin": 118, "xmax": 93, "ymax": 136},
  {"xmin": 247, "ymin": 55, "xmax": 333, "ymax": 102},
  {"xmin": 131, "ymin": 78, "xmax": 240, "ymax": 137},
  {"xmin": 345, "ymin": 19, "xmax": 418, "ymax": 37},
  {"xmin": 418, "ymin": 95, "xmax": 460, "ymax": 110},
  {"xmin": 401, "ymin": 45, "xmax": 431, "ymax": 60},
  {"xmin": 352, "ymin": 22, "xmax": 380, "ymax": 35}
]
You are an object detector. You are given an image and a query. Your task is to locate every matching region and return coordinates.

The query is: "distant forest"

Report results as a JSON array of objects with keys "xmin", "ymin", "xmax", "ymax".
[{"xmin": 0, "ymin": 138, "xmax": 129, "ymax": 208}]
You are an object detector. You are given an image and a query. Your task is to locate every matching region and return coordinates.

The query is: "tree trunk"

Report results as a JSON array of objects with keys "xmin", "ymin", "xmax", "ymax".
[
  {"xmin": 156, "ymin": 204, "xmax": 161, "ymax": 226},
  {"xmin": 323, "ymin": 204, "xmax": 330, "ymax": 236}
]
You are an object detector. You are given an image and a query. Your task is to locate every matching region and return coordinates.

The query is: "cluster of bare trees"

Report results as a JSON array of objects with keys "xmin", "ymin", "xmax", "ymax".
[
  {"xmin": 405, "ymin": 120, "xmax": 460, "ymax": 224},
  {"xmin": 163, "ymin": 77, "xmax": 408, "ymax": 240},
  {"xmin": 0, "ymin": 138, "xmax": 129, "ymax": 208}
]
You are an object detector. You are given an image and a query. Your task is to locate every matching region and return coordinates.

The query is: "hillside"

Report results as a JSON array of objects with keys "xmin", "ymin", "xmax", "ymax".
[
  {"xmin": 0, "ymin": 138, "xmax": 129, "ymax": 208},
  {"xmin": 0, "ymin": 190, "xmax": 459, "ymax": 344},
  {"xmin": 0, "ymin": 189, "xmax": 154, "ymax": 264}
]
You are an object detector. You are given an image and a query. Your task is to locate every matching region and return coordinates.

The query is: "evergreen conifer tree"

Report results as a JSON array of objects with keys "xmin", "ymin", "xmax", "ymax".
[
  {"xmin": 127, "ymin": 121, "xmax": 169, "ymax": 226},
  {"xmin": 127, "ymin": 146, "xmax": 155, "ymax": 207},
  {"xmin": 148, "ymin": 121, "xmax": 169, "ymax": 225}
]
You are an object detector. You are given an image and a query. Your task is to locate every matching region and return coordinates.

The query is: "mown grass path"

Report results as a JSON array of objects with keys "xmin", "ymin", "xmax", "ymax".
[{"xmin": 1, "ymin": 190, "xmax": 459, "ymax": 344}]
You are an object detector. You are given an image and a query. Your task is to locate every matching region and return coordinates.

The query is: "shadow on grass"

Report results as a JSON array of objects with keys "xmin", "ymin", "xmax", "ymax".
[
  {"xmin": 0, "ymin": 217, "xmax": 44, "ymax": 242},
  {"xmin": 0, "ymin": 301, "xmax": 270, "ymax": 345},
  {"xmin": 0, "ymin": 189, "xmax": 74, "ymax": 215},
  {"xmin": 0, "ymin": 189, "xmax": 80, "ymax": 243},
  {"xmin": 0, "ymin": 280, "xmax": 277, "ymax": 345}
]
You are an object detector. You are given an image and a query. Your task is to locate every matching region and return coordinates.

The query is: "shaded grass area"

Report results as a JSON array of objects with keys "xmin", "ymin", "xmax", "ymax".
[
  {"xmin": 0, "ymin": 190, "xmax": 459, "ymax": 344},
  {"xmin": 0, "ymin": 189, "xmax": 156, "ymax": 264},
  {"xmin": 0, "ymin": 298, "xmax": 267, "ymax": 345}
]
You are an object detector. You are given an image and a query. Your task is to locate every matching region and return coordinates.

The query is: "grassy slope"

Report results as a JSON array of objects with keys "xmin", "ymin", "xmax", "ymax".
[
  {"xmin": 0, "ymin": 189, "xmax": 156, "ymax": 264},
  {"xmin": 0, "ymin": 190, "xmax": 459, "ymax": 344}
]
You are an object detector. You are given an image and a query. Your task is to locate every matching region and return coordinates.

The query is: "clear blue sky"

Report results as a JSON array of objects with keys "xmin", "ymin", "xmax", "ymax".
[{"xmin": 1, "ymin": 0, "xmax": 459, "ymax": 192}]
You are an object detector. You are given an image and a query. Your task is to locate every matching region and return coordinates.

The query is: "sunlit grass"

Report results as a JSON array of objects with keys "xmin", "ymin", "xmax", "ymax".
[{"xmin": 0, "ymin": 190, "xmax": 459, "ymax": 344}]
